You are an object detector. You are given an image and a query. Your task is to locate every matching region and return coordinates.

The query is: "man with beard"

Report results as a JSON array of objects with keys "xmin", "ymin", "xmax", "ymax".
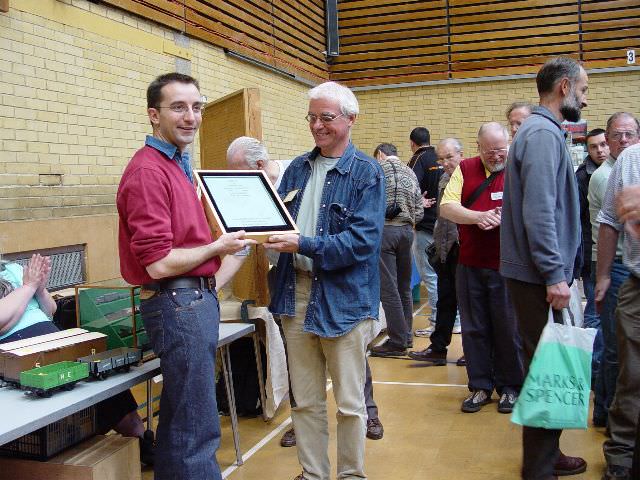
[
  {"xmin": 501, "ymin": 56, "xmax": 589, "ymax": 479},
  {"xmin": 439, "ymin": 123, "xmax": 523, "ymax": 414},
  {"xmin": 590, "ymin": 113, "xmax": 640, "ymax": 428}
]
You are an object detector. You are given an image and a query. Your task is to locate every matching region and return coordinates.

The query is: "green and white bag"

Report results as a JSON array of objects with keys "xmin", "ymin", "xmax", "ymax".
[{"xmin": 511, "ymin": 308, "xmax": 597, "ymax": 430}]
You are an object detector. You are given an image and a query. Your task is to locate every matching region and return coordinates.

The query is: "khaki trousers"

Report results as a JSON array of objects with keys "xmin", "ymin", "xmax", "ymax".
[
  {"xmin": 282, "ymin": 274, "xmax": 372, "ymax": 480},
  {"xmin": 604, "ymin": 275, "xmax": 640, "ymax": 468}
]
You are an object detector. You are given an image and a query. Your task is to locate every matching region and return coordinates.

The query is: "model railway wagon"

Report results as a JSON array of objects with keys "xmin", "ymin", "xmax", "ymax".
[
  {"xmin": 20, "ymin": 361, "xmax": 89, "ymax": 397},
  {"xmin": 77, "ymin": 347, "xmax": 142, "ymax": 379}
]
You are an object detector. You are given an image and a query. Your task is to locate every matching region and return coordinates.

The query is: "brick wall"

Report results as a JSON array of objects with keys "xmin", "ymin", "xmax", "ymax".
[
  {"xmin": 351, "ymin": 71, "xmax": 640, "ymax": 161},
  {"xmin": 1, "ymin": 0, "xmax": 638, "ymax": 281},
  {"xmin": 0, "ymin": 0, "xmax": 313, "ymax": 224}
]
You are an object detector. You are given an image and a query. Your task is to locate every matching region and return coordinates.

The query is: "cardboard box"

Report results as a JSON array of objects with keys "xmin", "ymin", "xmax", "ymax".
[{"xmin": 0, "ymin": 434, "xmax": 141, "ymax": 480}]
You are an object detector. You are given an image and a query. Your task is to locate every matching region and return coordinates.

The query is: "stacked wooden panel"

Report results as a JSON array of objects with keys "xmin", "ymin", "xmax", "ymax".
[
  {"xmin": 102, "ymin": 0, "xmax": 328, "ymax": 83},
  {"xmin": 581, "ymin": 0, "xmax": 640, "ymax": 68},
  {"xmin": 449, "ymin": 0, "xmax": 581, "ymax": 79},
  {"xmin": 334, "ymin": 0, "xmax": 450, "ymax": 87}
]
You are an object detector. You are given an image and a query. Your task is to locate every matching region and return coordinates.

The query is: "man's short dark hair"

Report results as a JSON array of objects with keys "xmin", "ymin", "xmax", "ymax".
[
  {"xmin": 536, "ymin": 56, "xmax": 582, "ymax": 96},
  {"xmin": 410, "ymin": 127, "xmax": 430, "ymax": 146},
  {"xmin": 147, "ymin": 73, "xmax": 200, "ymax": 109},
  {"xmin": 373, "ymin": 143, "xmax": 398, "ymax": 158},
  {"xmin": 586, "ymin": 128, "xmax": 606, "ymax": 142}
]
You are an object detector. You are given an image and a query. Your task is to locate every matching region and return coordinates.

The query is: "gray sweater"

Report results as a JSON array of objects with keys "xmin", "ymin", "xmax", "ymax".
[{"xmin": 500, "ymin": 106, "xmax": 580, "ymax": 286}]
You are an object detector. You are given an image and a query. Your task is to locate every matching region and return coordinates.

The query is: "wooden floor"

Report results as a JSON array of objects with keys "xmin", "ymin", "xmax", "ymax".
[{"xmin": 141, "ymin": 293, "xmax": 608, "ymax": 480}]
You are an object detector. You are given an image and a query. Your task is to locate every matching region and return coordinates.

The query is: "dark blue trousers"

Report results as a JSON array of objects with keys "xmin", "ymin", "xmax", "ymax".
[
  {"xmin": 456, "ymin": 264, "xmax": 523, "ymax": 394},
  {"xmin": 140, "ymin": 286, "xmax": 222, "ymax": 480}
]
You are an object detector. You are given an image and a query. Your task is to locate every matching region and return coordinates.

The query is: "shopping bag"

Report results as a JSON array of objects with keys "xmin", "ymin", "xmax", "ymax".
[
  {"xmin": 568, "ymin": 281, "xmax": 584, "ymax": 328},
  {"xmin": 511, "ymin": 308, "xmax": 597, "ymax": 429}
]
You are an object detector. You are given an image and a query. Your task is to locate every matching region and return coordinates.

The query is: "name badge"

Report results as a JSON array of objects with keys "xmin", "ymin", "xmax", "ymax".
[
  {"xmin": 283, "ymin": 189, "xmax": 299, "ymax": 203},
  {"xmin": 491, "ymin": 191, "xmax": 503, "ymax": 201}
]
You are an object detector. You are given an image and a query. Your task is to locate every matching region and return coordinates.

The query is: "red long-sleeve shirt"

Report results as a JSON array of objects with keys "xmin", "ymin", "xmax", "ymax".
[{"xmin": 117, "ymin": 143, "xmax": 220, "ymax": 285}]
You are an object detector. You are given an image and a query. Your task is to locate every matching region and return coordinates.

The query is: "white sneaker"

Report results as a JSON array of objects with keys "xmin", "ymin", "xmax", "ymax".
[
  {"xmin": 452, "ymin": 324, "xmax": 462, "ymax": 334},
  {"xmin": 414, "ymin": 325, "xmax": 435, "ymax": 337}
]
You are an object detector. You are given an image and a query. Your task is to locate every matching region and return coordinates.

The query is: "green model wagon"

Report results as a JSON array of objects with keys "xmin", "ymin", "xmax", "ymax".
[{"xmin": 20, "ymin": 361, "xmax": 89, "ymax": 397}]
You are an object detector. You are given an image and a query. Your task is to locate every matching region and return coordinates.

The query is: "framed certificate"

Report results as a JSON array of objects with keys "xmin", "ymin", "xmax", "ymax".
[{"xmin": 195, "ymin": 169, "xmax": 299, "ymax": 243}]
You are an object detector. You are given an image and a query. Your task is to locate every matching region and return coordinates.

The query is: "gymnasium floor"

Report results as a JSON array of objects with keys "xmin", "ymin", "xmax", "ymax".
[{"xmin": 141, "ymin": 291, "xmax": 607, "ymax": 480}]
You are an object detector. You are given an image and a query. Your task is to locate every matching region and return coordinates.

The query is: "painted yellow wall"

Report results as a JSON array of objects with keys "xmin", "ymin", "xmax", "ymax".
[{"xmin": 352, "ymin": 71, "xmax": 640, "ymax": 161}]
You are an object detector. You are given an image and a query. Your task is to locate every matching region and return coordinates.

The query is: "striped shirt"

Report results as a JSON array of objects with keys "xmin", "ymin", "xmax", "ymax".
[{"xmin": 597, "ymin": 143, "xmax": 640, "ymax": 277}]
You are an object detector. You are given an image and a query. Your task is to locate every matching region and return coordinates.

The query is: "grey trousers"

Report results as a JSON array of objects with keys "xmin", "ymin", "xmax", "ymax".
[
  {"xmin": 603, "ymin": 275, "xmax": 640, "ymax": 469},
  {"xmin": 379, "ymin": 224, "xmax": 415, "ymax": 348}
]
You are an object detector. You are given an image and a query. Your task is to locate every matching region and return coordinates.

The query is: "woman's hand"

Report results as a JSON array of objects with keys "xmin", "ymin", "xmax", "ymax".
[{"xmin": 22, "ymin": 254, "xmax": 48, "ymax": 290}]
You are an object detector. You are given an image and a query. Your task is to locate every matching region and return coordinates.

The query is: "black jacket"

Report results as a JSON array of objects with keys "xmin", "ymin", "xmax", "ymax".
[
  {"xmin": 575, "ymin": 155, "xmax": 600, "ymax": 278},
  {"xmin": 408, "ymin": 145, "xmax": 442, "ymax": 233}
]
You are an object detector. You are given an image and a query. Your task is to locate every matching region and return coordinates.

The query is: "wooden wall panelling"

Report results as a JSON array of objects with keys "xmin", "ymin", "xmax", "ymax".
[
  {"xmin": 185, "ymin": 7, "xmax": 275, "ymax": 65},
  {"xmin": 331, "ymin": 53, "xmax": 449, "ymax": 73},
  {"xmin": 341, "ymin": 72, "xmax": 449, "ymax": 88},
  {"xmin": 339, "ymin": 0, "xmax": 444, "ymax": 19},
  {"xmin": 340, "ymin": 28, "xmax": 449, "ymax": 46},
  {"xmin": 102, "ymin": 0, "xmax": 186, "ymax": 31}
]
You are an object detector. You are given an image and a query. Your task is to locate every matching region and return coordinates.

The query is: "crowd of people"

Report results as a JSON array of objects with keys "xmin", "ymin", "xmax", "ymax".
[{"xmin": 5, "ymin": 54, "xmax": 639, "ymax": 480}]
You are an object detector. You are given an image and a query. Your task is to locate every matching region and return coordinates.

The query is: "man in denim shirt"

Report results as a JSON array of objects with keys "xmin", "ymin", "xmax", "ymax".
[{"xmin": 265, "ymin": 81, "xmax": 385, "ymax": 480}]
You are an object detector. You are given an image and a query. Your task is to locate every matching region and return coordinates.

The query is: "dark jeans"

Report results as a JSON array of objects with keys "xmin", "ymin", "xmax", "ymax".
[
  {"xmin": 506, "ymin": 279, "xmax": 563, "ymax": 480},
  {"xmin": 278, "ymin": 321, "xmax": 378, "ymax": 420},
  {"xmin": 140, "ymin": 286, "xmax": 222, "ymax": 480},
  {"xmin": 599, "ymin": 260, "xmax": 630, "ymax": 415},
  {"xmin": 585, "ymin": 263, "xmax": 605, "ymax": 422},
  {"xmin": 430, "ymin": 245, "xmax": 458, "ymax": 352},
  {"xmin": 603, "ymin": 276, "xmax": 640, "ymax": 469},
  {"xmin": 379, "ymin": 224, "xmax": 415, "ymax": 348},
  {"xmin": 456, "ymin": 265, "xmax": 523, "ymax": 394}
]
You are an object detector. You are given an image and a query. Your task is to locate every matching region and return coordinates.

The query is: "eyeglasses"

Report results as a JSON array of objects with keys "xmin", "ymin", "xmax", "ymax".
[
  {"xmin": 480, "ymin": 148, "xmax": 508, "ymax": 157},
  {"xmin": 610, "ymin": 131, "xmax": 639, "ymax": 141},
  {"xmin": 155, "ymin": 103, "xmax": 204, "ymax": 115},
  {"xmin": 305, "ymin": 113, "xmax": 345, "ymax": 124}
]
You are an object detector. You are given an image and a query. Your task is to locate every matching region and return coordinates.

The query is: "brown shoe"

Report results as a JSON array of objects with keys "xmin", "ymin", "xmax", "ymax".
[
  {"xmin": 553, "ymin": 452, "xmax": 587, "ymax": 476},
  {"xmin": 293, "ymin": 474, "xmax": 305, "ymax": 480},
  {"xmin": 456, "ymin": 355, "xmax": 466, "ymax": 366},
  {"xmin": 366, "ymin": 417, "xmax": 384, "ymax": 440},
  {"xmin": 280, "ymin": 427, "xmax": 296, "ymax": 447},
  {"xmin": 407, "ymin": 347, "xmax": 446, "ymax": 365}
]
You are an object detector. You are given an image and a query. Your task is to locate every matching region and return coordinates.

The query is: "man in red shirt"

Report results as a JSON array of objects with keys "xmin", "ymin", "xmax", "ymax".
[
  {"xmin": 440, "ymin": 122, "xmax": 523, "ymax": 415},
  {"xmin": 117, "ymin": 73, "xmax": 254, "ymax": 480}
]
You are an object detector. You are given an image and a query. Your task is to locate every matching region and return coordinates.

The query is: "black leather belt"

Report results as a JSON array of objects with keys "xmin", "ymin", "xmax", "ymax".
[{"xmin": 143, "ymin": 276, "xmax": 216, "ymax": 292}]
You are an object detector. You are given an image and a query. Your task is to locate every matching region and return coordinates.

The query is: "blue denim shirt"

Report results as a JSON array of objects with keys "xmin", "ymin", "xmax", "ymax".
[
  {"xmin": 145, "ymin": 135, "xmax": 193, "ymax": 182},
  {"xmin": 269, "ymin": 143, "xmax": 385, "ymax": 337}
]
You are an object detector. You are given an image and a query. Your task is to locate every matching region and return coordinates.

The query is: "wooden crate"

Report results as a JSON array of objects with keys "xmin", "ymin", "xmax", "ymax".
[{"xmin": 0, "ymin": 434, "xmax": 141, "ymax": 480}]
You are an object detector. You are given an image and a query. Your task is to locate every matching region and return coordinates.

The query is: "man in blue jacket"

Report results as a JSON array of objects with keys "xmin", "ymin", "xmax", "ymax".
[
  {"xmin": 265, "ymin": 81, "xmax": 385, "ymax": 480},
  {"xmin": 501, "ymin": 56, "xmax": 589, "ymax": 479}
]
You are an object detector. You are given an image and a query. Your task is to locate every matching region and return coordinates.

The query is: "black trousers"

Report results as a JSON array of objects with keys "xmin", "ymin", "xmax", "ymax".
[
  {"xmin": 456, "ymin": 265, "xmax": 523, "ymax": 394},
  {"xmin": 506, "ymin": 278, "xmax": 563, "ymax": 480},
  {"xmin": 429, "ymin": 246, "xmax": 458, "ymax": 352}
]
